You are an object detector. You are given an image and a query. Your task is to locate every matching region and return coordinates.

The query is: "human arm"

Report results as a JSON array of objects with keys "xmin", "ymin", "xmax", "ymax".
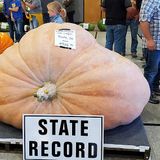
[
  {"xmin": 9, "ymin": 0, "xmax": 23, "ymax": 12},
  {"xmin": 126, "ymin": 7, "xmax": 138, "ymax": 19},
  {"xmin": 101, "ymin": 0, "xmax": 106, "ymax": 12},
  {"xmin": 24, "ymin": 1, "xmax": 38, "ymax": 10},
  {"xmin": 125, "ymin": 0, "xmax": 138, "ymax": 19},
  {"xmin": 139, "ymin": 0, "xmax": 156, "ymax": 50},
  {"xmin": 134, "ymin": 0, "xmax": 142, "ymax": 20},
  {"xmin": 9, "ymin": 6, "xmax": 19, "ymax": 12},
  {"xmin": 140, "ymin": 21, "xmax": 156, "ymax": 50},
  {"xmin": 101, "ymin": 7, "xmax": 106, "ymax": 12},
  {"xmin": 21, "ymin": 0, "xmax": 27, "ymax": 14}
]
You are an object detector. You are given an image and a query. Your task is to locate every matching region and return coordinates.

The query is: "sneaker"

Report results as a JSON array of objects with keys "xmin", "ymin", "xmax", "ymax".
[
  {"xmin": 132, "ymin": 53, "xmax": 137, "ymax": 58},
  {"xmin": 140, "ymin": 57, "xmax": 145, "ymax": 61},
  {"xmin": 149, "ymin": 94, "xmax": 159, "ymax": 104},
  {"xmin": 153, "ymin": 88, "xmax": 160, "ymax": 96},
  {"xmin": 142, "ymin": 64, "xmax": 145, "ymax": 68},
  {"xmin": 122, "ymin": 53, "xmax": 126, "ymax": 57}
]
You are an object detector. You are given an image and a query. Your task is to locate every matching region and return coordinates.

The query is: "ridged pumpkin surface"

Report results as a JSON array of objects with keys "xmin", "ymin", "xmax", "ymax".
[
  {"xmin": 0, "ymin": 32, "xmax": 13, "ymax": 54},
  {"xmin": 0, "ymin": 23, "xmax": 150, "ymax": 129}
]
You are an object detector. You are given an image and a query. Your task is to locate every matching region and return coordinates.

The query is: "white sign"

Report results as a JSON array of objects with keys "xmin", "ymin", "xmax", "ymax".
[
  {"xmin": 55, "ymin": 29, "xmax": 76, "ymax": 49},
  {"xmin": 23, "ymin": 115, "xmax": 104, "ymax": 160}
]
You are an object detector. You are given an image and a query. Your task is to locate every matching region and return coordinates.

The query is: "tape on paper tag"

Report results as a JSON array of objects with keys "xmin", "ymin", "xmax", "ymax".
[{"xmin": 55, "ymin": 29, "xmax": 76, "ymax": 49}]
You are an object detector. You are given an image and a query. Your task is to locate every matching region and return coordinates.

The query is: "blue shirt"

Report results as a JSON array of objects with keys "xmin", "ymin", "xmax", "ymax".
[
  {"xmin": 10, "ymin": 0, "xmax": 23, "ymax": 20},
  {"xmin": 50, "ymin": 14, "xmax": 64, "ymax": 24},
  {"xmin": 139, "ymin": 0, "xmax": 160, "ymax": 50},
  {"xmin": 3, "ymin": 0, "xmax": 12, "ymax": 16}
]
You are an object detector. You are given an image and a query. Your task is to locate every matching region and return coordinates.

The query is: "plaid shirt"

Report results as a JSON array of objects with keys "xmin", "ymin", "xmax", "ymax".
[{"xmin": 139, "ymin": 0, "xmax": 160, "ymax": 50}]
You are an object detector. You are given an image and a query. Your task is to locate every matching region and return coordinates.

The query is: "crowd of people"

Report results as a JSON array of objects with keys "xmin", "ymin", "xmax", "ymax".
[
  {"xmin": 2, "ymin": 0, "xmax": 75, "ymax": 42},
  {"xmin": 2, "ymin": 0, "xmax": 160, "ymax": 105},
  {"xmin": 101, "ymin": 0, "xmax": 141, "ymax": 57},
  {"xmin": 102, "ymin": 0, "xmax": 160, "ymax": 104}
]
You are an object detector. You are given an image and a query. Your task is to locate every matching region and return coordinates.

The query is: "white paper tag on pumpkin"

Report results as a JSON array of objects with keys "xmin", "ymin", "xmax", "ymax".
[
  {"xmin": 55, "ymin": 29, "xmax": 76, "ymax": 49},
  {"xmin": 1, "ymin": 22, "xmax": 8, "ymax": 29},
  {"xmin": 82, "ymin": 23, "xmax": 89, "ymax": 29}
]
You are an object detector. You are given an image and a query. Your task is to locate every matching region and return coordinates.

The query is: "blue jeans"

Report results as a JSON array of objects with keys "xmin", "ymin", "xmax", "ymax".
[
  {"xmin": 125, "ymin": 19, "xmax": 139, "ymax": 54},
  {"xmin": 15, "ymin": 18, "xmax": 24, "ymax": 42},
  {"xmin": 105, "ymin": 24, "xmax": 126, "ymax": 55},
  {"xmin": 30, "ymin": 15, "xmax": 39, "ymax": 29},
  {"xmin": 143, "ymin": 48, "xmax": 160, "ymax": 93},
  {"xmin": 7, "ymin": 17, "xmax": 15, "ymax": 41}
]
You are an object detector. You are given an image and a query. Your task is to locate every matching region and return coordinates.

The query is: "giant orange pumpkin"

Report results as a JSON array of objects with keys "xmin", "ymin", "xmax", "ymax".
[
  {"xmin": 0, "ymin": 32, "xmax": 13, "ymax": 54},
  {"xmin": 0, "ymin": 23, "xmax": 150, "ymax": 129}
]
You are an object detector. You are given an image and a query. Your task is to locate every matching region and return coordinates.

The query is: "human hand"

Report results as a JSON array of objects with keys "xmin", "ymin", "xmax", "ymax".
[
  {"xmin": 5, "ymin": 15, "xmax": 9, "ymax": 19},
  {"xmin": 134, "ymin": 14, "xmax": 139, "ymax": 21},
  {"xmin": 25, "ymin": 11, "xmax": 28, "ymax": 15},
  {"xmin": 126, "ymin": 7, "xmax": 138, "ymax": 20},
  {"xmin": 24, "ymin": 1, "xmax": 29, "ymax": 6},
  {"xmin": 147, "ymin": 39, "xmax": 156, "ymax": 51}
]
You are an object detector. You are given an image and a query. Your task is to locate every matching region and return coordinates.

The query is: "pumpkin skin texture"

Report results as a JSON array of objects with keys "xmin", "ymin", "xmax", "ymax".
[
  {"xmin": 0, "ymin": 23, "xmax": 150, "ymax": 129},
  {"xmin": 0, "ymin": 32, "xmax": 13, "ymax": 54}
]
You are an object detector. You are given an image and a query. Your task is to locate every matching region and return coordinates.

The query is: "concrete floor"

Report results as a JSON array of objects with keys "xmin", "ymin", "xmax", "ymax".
[
  {"xmin": 0, "ymin": 30, "xmax": 160, "ymax": 160},
  {"xmin": 96, "ymin": 31, "xmax": 160, "ymax": 160},
  {"xmin": 97, "ymin": 32, "xmax": 160, "ymax": 160}
]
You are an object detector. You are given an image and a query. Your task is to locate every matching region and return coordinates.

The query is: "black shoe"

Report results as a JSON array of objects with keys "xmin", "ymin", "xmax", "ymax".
[
  {"xmin": 153, "ymin": 88, "xmax": 160, "ymax": 96},
  {"xmin": 132, "ymin": 54, "xmax": 137, "ymax": 58},
  {"xmin": 140, "ymin": 57, "xmax": 145, "ymax": 61},
  {"xmin": 142, "ymin": 64, "xmax": 145, "ymax": 68},
  {"xmin": 149, "ymin": 94, "xmax": 159, "ymax": 104}
]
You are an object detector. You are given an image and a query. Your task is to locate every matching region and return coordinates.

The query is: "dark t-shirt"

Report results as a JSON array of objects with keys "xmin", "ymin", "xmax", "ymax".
[
  {"xmin": 3, "ymin": 0, "xmax": 12, "ymax": 16},
  {"xmin": 136, "ymin": 0, "xmax": 142, "ymax": 10},
  {"xmin": 63, "ymin": 0, "xmax": 75, "ymax": 12},
  {"xmin": 101, "ymin": 0, "xmax": 131, "ymax": 25},
  {"xmin": 40, "ymin": 0, "xmax": 53, "ymax": 13}
]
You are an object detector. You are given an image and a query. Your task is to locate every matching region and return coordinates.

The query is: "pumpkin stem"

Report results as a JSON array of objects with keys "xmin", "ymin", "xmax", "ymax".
[{"xmin": 34, "ymin": 82, "xmax": 56, "ymax": 102}]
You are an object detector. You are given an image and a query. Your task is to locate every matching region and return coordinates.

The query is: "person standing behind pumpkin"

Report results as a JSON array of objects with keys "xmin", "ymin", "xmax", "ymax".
[
  {"xmin": 8, "ymin": 0, "xmax": 24, "ymax": 42},
  {"xmin": 124, "ymin": 0, "xmax": 139, "ymax": 58},
  {"xmin": 47, "ymin": 1, "xmax": 66, "ymax": 23},
  {"xmin": 40, "ymin": 0, "xmax": 53, "ymax": 23},
  {"xmin": 101, "ymin": 0, "xmax": 137, "ymax": 56},
  {"xmin": 23, "ymin": 0, "xmax": 43, "ymax": 29},
  {"xmin": 139, "ymin": 0, "xmax": 160, "ymax": 104},
  {"xmin": 3, "ymin": 0, "xmax": 15, "ymax": 41},
  {"xmin": 62, "ymin": 0, "xmax": 75, "ymax": 23},
  {"xmin": 124, "ymin": 0, "xmax": 140, "ymax": 58}
]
